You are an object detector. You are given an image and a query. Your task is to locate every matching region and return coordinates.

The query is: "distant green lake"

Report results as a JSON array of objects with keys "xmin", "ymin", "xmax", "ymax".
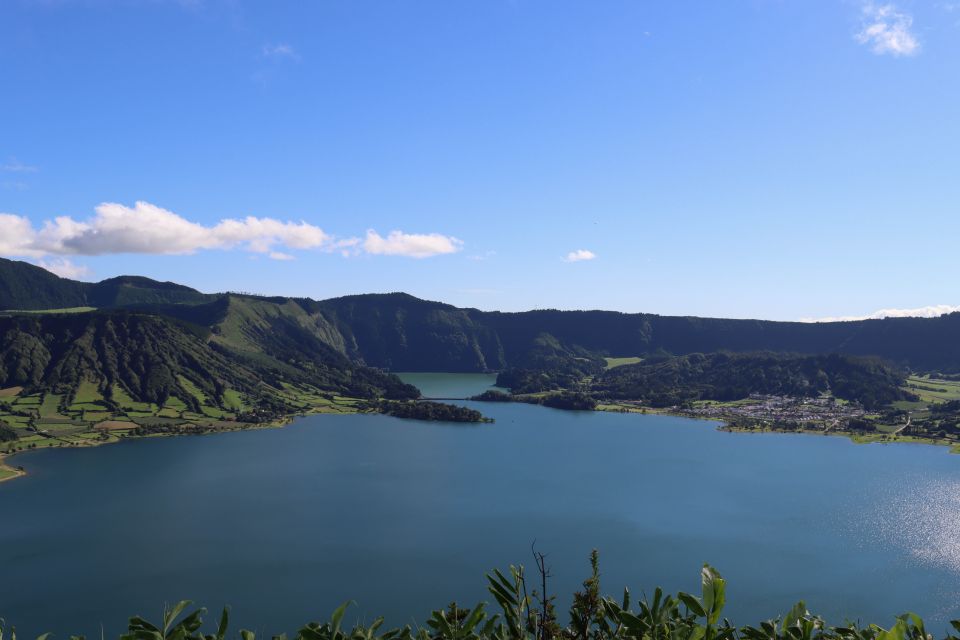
[
  {"xmin": 395, "ymin": 371, "xmax": 508, "ymax": 398},
  {"xmin": 2, "ymin": 374, "xmax": 960, "ymax": 637}
]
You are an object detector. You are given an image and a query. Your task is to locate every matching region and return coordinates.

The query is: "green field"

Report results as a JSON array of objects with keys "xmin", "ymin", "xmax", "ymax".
[
  {"xmin": 905, "ymin": 375, "xmax": 960, "ymax": 404},
  {"xmin": 39, "ymin": 393, "xmax": 65, "ymax": 418},
  {"xmin": 74, "ymin": 381, "xmax": 103, "ymax": 403},
  {"xmin": 111, "ymin": 384, "xmax": 155, "ymax": 412},
  {"xmin": 1, "ymin": 306, "xmax": 96, "ymax": 314},
  {"xmin": 177, "ymin": 375, "xmax": 208, "ymax": 405},
  {"xmin": 604, "ymin": 356, "xmax": 643, "ymax": 370},
  {"xmin": 222, "ymin": 389, "xmax": 245, "ymax": 412}
]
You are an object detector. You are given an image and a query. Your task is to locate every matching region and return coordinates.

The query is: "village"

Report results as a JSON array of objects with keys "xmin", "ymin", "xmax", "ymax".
[{"xmin": 682, "ymin": 394, "xmax": 870, "ymax": 431}]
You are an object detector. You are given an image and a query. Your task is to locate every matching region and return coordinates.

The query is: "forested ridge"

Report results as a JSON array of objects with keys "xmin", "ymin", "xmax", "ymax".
[
  {"xmin": 5, "ymin": 257, "xmax": 960, "ymax": 374},
  {"xmin": 591, "ymin": 352, "xmax": 911, "ymax": 409},
  {"xmin": 0, "ymin": 257, "xmax": 953, "ymax": 422}
]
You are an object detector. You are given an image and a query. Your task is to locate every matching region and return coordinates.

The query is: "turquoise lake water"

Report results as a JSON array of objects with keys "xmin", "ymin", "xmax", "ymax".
[{"xmin": 2, "ymin": 374, "xmax": 960, "ymax": 637}]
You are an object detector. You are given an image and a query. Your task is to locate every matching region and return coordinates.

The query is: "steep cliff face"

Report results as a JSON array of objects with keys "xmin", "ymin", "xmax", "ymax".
[{"xmin": 315, "ymin": 293, "xmax": 506, "ymax": 372}]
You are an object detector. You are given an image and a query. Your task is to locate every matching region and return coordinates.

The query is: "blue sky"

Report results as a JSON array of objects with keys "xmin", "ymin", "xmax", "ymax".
[{"xmin": 1, "ymin": 0, "xmax": 958, "ymax": 320}]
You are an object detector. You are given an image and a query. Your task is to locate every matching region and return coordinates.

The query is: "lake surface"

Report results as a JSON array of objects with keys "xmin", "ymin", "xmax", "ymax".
[
  {"xmin": 394, "ymin": 372, "xmax": 508, "ymax": 398},
  {"xmin": 3, "ymin": 374, "xmax": 960, "ymax": 637}
]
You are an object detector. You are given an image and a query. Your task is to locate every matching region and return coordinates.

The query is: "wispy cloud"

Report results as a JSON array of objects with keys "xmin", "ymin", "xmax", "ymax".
[
  {"xmin": 856, "ymin": 3, "xmax": 920, "ymax": 57},
  {"xmin": 563, "ymin": 249, "xmax": 596, "ymax": 263},
  {"xmin": 363, "ymin": 230, "xmax": 463, "ymax": 259},
  {"xmin": 36, "ymin": 258, "xmax": 92, "ymax": 280},
  {"xmin": 800, "ymin": 304, "xmax": 960, "ymax": 323},
  {"xmin": 261, "ymin": 43, "xmax": 300, "ymax": 61},
  {"xmin": 1, "ymin": 158, "xmax": 38, "ymax": 173},
  {"xmin": 0, "ymin": 202, "xmax": 464, "ymax": 263},
  {"xmin": 467, "ymin": 250, "xmax": 497, "ymax": 261}
]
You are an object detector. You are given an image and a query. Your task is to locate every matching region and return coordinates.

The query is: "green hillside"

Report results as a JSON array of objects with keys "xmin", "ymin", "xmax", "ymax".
[
  {"xmin": 5, "ymin": 258, "xmax": 960, "ymax": 373},
  {"xmin": 591, "ymin": 352, "xmax": 912, "ymax": 409},
  {"xmin": 0, "ymin": 310, "xmax": 418, "ymax": 424}
]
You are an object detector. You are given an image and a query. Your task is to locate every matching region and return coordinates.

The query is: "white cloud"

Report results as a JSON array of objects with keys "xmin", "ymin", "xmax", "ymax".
[
  {"xmin": 0, "ymin": 213, "xmax": 43, "ymax": 257},
  {"xmin": 800, "ymin": 304, "xmax": 960, "ymax": 323},
  {"xmin": 563, "ymin": 249, "xmax": 596, "ymax": 262},
  {"xmin": 363, "ymin": 230, "xmax": 463, "ymax": 258},
  {"xmin": 0, "ymin": 202, "xmax": 463, "ymax": 262},
  {"xmin": 0, "ymin": 201, "xmax": 331, "ymax": 258},
  {"xmin": 856, "ymin": 3, "xmax": 920, "ymax": 56},
  {"xmin": 261, "ymin": 43, "xmax": 300, "ymax": 61},
  {"xmin": 36, "ymin": 258, "xmax": 92, "ymax": 280}
]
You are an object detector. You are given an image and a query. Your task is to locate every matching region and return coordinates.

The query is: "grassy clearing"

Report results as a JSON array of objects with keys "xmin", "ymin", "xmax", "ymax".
[
  {"xmin": 177, "ymin": 375, "xmax": 208, "ymax": 405},
  {"xmin": 222, "ymin": 389, "xmax": 245, "ymax": 412},
  {"xmin": 82, "ymin": 410, "xmax": 113, "ymax": 422},
  {"xmin": 0, "ymin": 386, "xmax": 23, "ymax": 398},
  {"xmin": 96, "ymin": 420, "xmax": 134, "ymax": 430},
  {"xmin": 604, "ymin": 356, "xmax": 643, "ymax": 370},
  {"xmin": 14, "ymin": 395, "xmax": 42, "ymax": 405},
  {"xmin": 905, "ymin": 375, "xmax": 960, "ymax": 404},
  {"xmin": 73, "ymin": 381, "xmax": 104, "ymax": 404},
  {"xmin": 39, "ymin": 393, "xmax": 64, "ymax": 418},
  {"xmin": 70, "ymin": 402, "xmax": 105, "ymax": 411},
  {"xmin": 111, "ymin": 384, "xmax": 154, "ymax": 411},
  {"xmin": 201, "ymin": 405, "xmax": 228, "ymax": 419},
  {"xmin": 165, "ymin": 396, "xmax": 189, "ymax": 411},
  {"xmin": 1, "ymin": 306, "xmax": 96, "ymax": 314}
]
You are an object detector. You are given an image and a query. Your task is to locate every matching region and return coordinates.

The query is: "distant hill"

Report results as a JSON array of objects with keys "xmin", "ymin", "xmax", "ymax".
[
  {"xmin": 591, "ymin": 352, "xmax": 912, "ymax": 409},
  {"xmin": 0, "ymin": 258, "xmax": 209, "ymax": 310},
  {"xmin": 312, "ymin": 294, "xmax": 960, "ymax": 373},
  {"xmin": 3, "ymin": 257, "xmax": 960, "ymax": 375}
]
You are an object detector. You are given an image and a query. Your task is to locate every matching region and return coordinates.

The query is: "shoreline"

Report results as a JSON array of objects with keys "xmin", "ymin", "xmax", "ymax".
[
  {"xmin": 717, "ymin": 422, "xmax": 960, "ymax": 453},
  {"xmin": 0, "ymin": 406, "xmax": 359, "ymax": 485},
  {"xmin": 6, "ymin": 391, "xmax": 959, "ymax": 485},
  {"xmin": 595, "ymin": 402, "xmax": 960, "ymax": 452}
]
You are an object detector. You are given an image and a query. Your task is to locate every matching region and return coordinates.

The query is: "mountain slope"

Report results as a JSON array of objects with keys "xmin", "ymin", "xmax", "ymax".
[
  {"xmin": 4, "ymin": 257, "xmax": 960, "ymax": 372},
  {"xmin": 0, "ymin": 310, "xmax": 418, "ymax": 411},
  {"xmin": 314, "ymin": 293, "xmax": 506, "ymax": 372},
  {"xmin": 591, "ymin": 352, "xmax": 912, "ymax": 409}
]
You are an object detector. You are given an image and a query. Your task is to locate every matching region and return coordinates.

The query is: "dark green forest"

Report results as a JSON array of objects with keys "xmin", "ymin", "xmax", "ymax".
[
  {"xmin": 5, "ymin": 257, "xmax": 960, "ymax": 374},
  {"xmin": 591, "ymin": 353, "xmax": 912, "ymax": 409},
  {"xmin": 372, "ymin": 399, "xmax": 489, "ymax": 422}
]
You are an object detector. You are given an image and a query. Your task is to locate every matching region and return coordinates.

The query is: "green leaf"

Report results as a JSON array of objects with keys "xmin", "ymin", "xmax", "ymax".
[
  {"xmin": 781, "ymin": 602, "xmax": 807, "ymax": 633},
  {"xmin": 700, "ymin": 565, "xmax": 726, "ymax": 626},
  {"xmin": 678, "ymin": 593, "xmax": 706, "ymax": 619},
  {"xmin": 215, "ymin": 608, "xmax": 230, "ymax": 640},
  {"xmin": 331, "ymin": 601, "xmax": 356, "ymax": 638},
  {"xmin": 163, "ymin": 602, "xmax": 193, "ymax": 636}
]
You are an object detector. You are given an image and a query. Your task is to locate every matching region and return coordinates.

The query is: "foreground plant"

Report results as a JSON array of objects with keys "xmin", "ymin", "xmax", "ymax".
[{"xmin": 4, "ymin": 554, "xmax": 960, "ymax": 640}]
